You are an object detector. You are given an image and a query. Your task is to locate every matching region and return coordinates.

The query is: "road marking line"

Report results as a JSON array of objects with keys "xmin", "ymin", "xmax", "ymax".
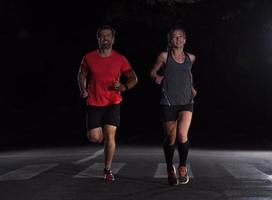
[
  {"xmin": 226, "ymin": 195, "xmax": 272, "ymax": 200},
  {"xmin": 73, "ymin": 149, "xmax": 104, "ymax": 164},
  {"xmin": 223, "ymin": 163, "xmax": 271, "ymax": 181},
  {"xmin": 154, "ymin": 163, "xmax": 193, "ymax": 178},
  {"xmin": 73, "ymin": 162, "xmax": 126, "ymax": 178},
  {"xmin": 0, "ymin": 164, "xmax": 58, "ymax": 181}
]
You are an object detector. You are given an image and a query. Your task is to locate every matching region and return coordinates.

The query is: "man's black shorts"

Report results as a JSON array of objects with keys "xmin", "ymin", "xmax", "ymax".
[
  {"xmin": 161, "ymin": 103, "xmax": 193, "ymax": 122},
  {"xmin": 86, "ymin": 104, "xmax": 120, "ymax": 129}
]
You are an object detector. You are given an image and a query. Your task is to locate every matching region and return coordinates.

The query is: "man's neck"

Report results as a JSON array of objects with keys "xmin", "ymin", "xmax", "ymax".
[{"xmin": 97, "ymin": 48, "xmax": 113, "ymax": 57}]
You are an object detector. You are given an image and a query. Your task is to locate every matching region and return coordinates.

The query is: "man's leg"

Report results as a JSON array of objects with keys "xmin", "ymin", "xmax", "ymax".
[
  {"xmin": 86, "ymin": 105, "xmax": 104, "ymax": 143},
  {"xmin": 103, "ymin": 124, "xmax": 117, "ymax": 181},
  {"xmin": 87, "ymin": 128, "xmax": 103, "ymax": 143}
]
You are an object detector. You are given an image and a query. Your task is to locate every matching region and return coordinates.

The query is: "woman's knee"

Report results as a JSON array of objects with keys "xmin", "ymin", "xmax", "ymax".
[
  {"xmin": 164, "ymin": 133, "xmax": 176, "ymax": 145},
  {"xmin": 177, "ymin": 133, "xmax": 188, "ymax": 143}
]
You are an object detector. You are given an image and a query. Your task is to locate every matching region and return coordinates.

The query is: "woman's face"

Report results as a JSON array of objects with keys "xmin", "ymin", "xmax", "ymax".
[{"xmin": 170, "ymin": 30, "xmax": 186, "ymax": 48}]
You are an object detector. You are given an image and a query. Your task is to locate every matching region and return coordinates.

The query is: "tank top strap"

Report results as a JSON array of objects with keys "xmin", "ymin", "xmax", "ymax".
[
  {"xmin": 184, "ymin": 52, "xmax": 192, "ymax": 64},
  {"xmin": 166, "ymin": 49, "xmax": 172, "ymax": 64}
]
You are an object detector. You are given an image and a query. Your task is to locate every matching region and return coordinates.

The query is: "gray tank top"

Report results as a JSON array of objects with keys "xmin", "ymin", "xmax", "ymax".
[{"xmin": 160, "ymin": 51, "xmax": 193, "ymax": 105}]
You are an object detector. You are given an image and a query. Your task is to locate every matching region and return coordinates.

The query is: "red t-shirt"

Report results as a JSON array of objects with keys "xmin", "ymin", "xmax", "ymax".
[{"xmin": 80, "ymin": 50, "xmax": 132, "ymax": 106}]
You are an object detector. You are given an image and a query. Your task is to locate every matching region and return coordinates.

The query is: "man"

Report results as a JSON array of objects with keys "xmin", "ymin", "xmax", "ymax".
[
  {"xmin": 150, "ymin": 26, "xmax": 196, "ymax": 186},
  {"xmin": 78, "ymin": 25, "xmax": 138, "ymax": 181}
]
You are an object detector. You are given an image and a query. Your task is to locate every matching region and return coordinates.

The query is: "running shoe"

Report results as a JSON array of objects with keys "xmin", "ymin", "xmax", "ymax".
[
  {"xmin": 178, "ymin": 166, "xmax": 189, "ymax": 184},
  {"xmin": 103, "ymin": 168, "xmax": 115, "ymax": 181},
  {"xmin": 167, "ymin": 165, "xmax": 179, "ymax": 186}
]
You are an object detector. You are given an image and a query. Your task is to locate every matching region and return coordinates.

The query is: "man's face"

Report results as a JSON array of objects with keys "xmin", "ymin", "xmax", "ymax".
[
  {"xmin": 170, "ymin": 30, "xmax": 186, "ymax": 48},
  {"xmin": 97, "ymin": 29, "xmax": 114, "ymax": 49}
]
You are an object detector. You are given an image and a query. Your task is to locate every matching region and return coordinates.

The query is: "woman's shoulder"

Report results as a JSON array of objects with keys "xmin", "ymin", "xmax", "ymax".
[
  {"xmin": 185, "ymin": 52, "xmax": 196, "ymax": 64},
  {"xmin": 158, "ymin": 51, "xmax": 168, "ymax": 61}
]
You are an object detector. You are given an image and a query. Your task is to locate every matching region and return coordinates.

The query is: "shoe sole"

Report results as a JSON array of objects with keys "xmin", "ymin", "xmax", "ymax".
[{"xmin": 179, "ymin": 176, "xmax": 189, "ymax": 185}]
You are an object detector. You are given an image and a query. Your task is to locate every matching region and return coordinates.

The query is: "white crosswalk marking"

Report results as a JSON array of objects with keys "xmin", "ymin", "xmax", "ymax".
[
  {"xmin": 223, "ymin": 163, "xmax": 272, "ymax": 181},
  {"xmin": 73, "ymin": 162, "xmax": 126, "ymax": 178},
  {"xmin": 154, "ymin": 163, "xmax": 193, "ymax": 178},
  {"xmin": 0, "ymin": 164, "xmax": 58, "ymax": 181},
  {"xmin": 227, "ymin": 198, "xmax": 272, "ymax": 200},
  {"xmin": 73, "ymin": 149, "xmax": 104, "ymax": 164},
  {"xmin": 1, "ymin": 162, "xmax": 271, "ymax": 182}
]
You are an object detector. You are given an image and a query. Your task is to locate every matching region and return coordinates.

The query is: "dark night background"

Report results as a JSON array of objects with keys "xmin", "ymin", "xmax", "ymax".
[{"xmin": 1, "ymin": 0, "xmax": 272, "ymax": 150}]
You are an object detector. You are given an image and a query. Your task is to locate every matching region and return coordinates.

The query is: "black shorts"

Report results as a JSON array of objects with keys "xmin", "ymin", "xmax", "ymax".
[
  {"xmin": 86, "ymin": 104, "xmax": 120, "ymax": 129},
  {"xmin": 161, "ymin": 103, "xmax": 193, "ymax": 122}
]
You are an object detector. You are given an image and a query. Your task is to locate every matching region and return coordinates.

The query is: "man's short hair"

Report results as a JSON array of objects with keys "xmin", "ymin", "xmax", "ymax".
[{"xmin": 96, "ymin": 25, "xmax": 116, "ymax": 38}]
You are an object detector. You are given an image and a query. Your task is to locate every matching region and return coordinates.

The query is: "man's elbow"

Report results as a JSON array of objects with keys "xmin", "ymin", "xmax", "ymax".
[
  {"xmin": 134, "ymin": 74, "xmax": 138, "ymax": 85},
  {"xmin": 130, "ymin": 70, "xmax": 138, "ymax": 85},
  {"xmin": 150, "ymin": 70, "xmax": 157, "ymax": 79}
]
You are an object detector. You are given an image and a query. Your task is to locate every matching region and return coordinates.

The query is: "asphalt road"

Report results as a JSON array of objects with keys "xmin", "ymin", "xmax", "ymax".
[{"xmin": 1, "ymin": 145, "xmax": 272, "ymax": 200}]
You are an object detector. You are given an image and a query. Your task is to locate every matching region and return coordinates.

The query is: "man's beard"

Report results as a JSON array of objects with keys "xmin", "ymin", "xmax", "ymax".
[{"xmin": 100, "ymin": 42, "xmax": 113, "ymax": 49}]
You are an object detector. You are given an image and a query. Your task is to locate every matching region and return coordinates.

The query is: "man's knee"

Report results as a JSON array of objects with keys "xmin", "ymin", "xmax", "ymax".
[
  {"xmin": 87, "ymin": 131, "xmax": 103, "ymax": 144},
  {"xmin": 103, "ymin": 125, "xmax": 117, "ymax": 142}
]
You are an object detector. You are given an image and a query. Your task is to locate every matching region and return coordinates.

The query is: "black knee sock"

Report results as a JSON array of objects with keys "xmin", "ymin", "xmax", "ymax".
[
  {"xmin": 163, "ymin": 139, "xmax": 175, "ymax": 170},
  {"xmin": 177, "ymin": 140, "xmax": 189, "ymax": 167}
]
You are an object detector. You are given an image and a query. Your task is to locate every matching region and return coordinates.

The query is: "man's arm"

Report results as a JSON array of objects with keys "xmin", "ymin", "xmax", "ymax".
[
  {"xmin": 114, "ymin": 69, "xmax": 138, "ymax": 92},
  {"xmin": 124, "ymin": 69, "xmax": 138, "ymax": 90},
  {"xmin": 77, "ymin": 67, "xmax": 88, "ymax": 98}
]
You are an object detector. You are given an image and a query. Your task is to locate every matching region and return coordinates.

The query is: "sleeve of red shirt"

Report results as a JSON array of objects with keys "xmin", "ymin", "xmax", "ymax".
[{"xmin": 121, "ymin": 55, "xmax": 132, "ymax": 74}]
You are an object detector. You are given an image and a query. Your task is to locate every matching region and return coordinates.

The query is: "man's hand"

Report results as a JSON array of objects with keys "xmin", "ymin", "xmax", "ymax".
[
  {"xmin": 113, "ymin": 82, "xmax": 127, "ymax": 92},
  {"xmin": 81, "ymin": 90, "xmax": 88, "ymax": 98}
]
